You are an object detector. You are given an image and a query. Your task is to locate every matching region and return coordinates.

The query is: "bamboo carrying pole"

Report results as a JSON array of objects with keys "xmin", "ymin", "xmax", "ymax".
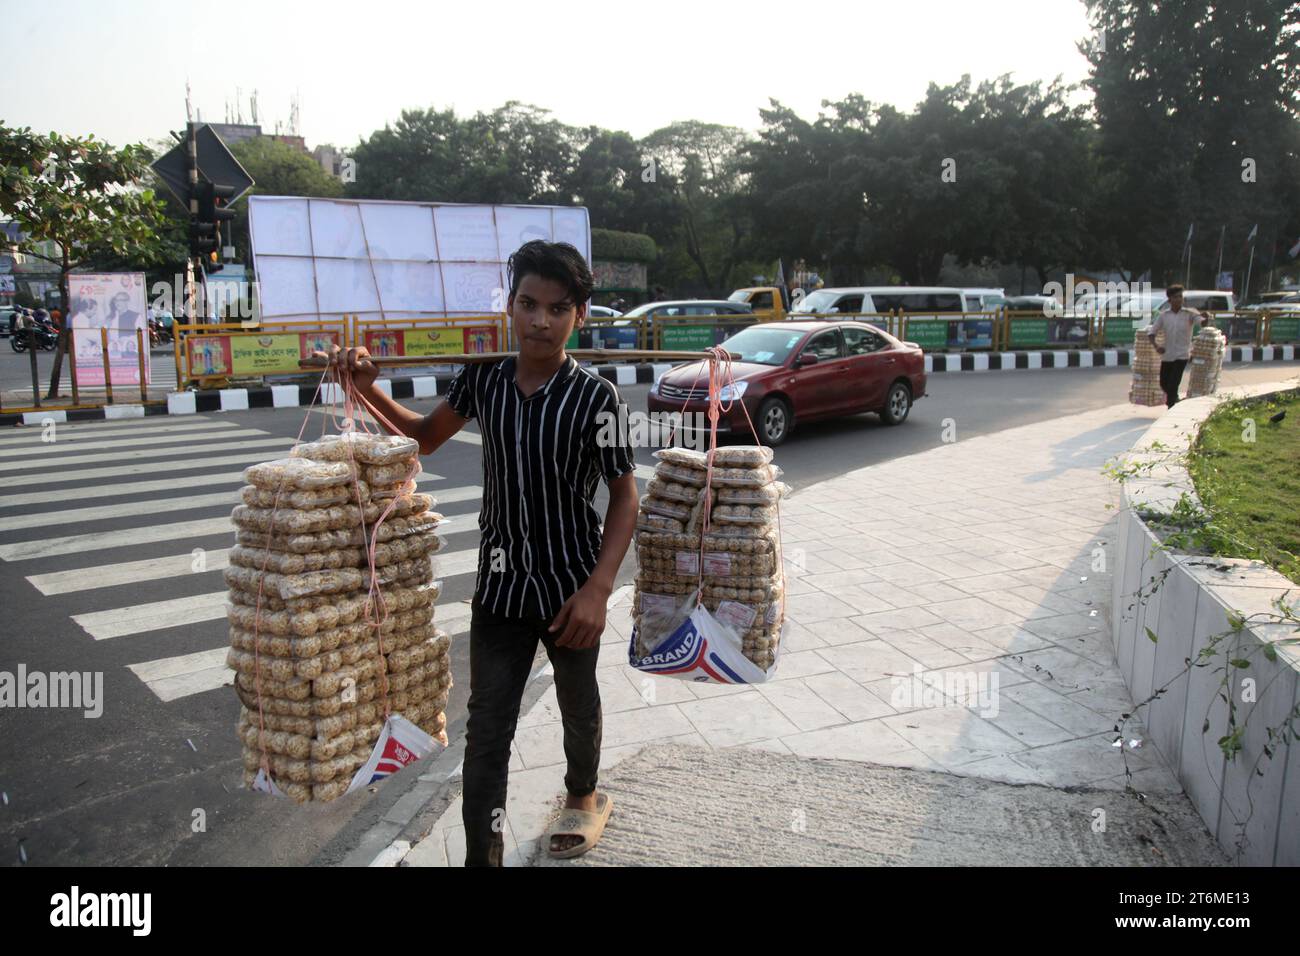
[{"xmin": 299, "ymin": 348, "xmax": 740, "ymax": 369}]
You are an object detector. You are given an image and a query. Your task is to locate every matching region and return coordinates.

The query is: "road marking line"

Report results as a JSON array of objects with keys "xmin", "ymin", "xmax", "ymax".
[
  {"xmin": 0, "ymin": 472, "xmax": 247, "ymax": 508},
  {"xmin": 27, "ymin": 549, "xmax": 232, "ymax": 595},
  {"xmin": 0, "ymin": 436, "xmax": 290, "ymax": 472},
  {"xmin": 2, "ymin": 490, "xmax": 239, "ymax": 530},
  {"xmin": 129, "ymin": 604, "xmax": 476, "ymax": 702},
  {"xmin": 0, "ymin": 426, "xmax": 270, "ymax": 458},
  {"xmin": 0, "ymin": 505, "xmax": 480, "ymax": 561},
  {"xmin": 17, "ymin": 452, "xmax": 315, "ymax": 485},
  {"xmin": 0, "ymin": 417, "xmax": 241, "ymax": 443},
  {"xmin": 127, "ymin": 648, "xmax": 231, "ymax": 703},
  {"xmin": 73, "ymin": 547, "xmax": 482, "ymax": 640}
]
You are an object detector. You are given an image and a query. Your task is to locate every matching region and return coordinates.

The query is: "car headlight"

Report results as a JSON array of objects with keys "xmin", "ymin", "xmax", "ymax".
[
  {"xmin": 649, "ymin": 377, "xmax": 661, "ymax": 396},
  {"xmin": 718, "ymin": 381, "xmax": 749, "ymax": 402}
]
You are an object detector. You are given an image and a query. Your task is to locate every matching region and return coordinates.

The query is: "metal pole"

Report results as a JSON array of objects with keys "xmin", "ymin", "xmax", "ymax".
[
  {"xmin": 100, "ymin": 327, "xmax": 113, "ymax": 404},
  {"xmin": 173, "ymin": 322, "xmax": 184, "ymax": 391},
  {"xmin": 1244, "ymin": 245, "xmax": 1256, "ymax": 303},
  {"xmin": 27, "ymin": 327, "xmax": 40, "ymax": 408},
  {"xmin": 67, "ymin": 324, "xmax": 79, "ymax": 405},
  {"xmin": 1215, "ymin": 225, "xmax": 1225, "ymax": 285},
  {"xmin": 138, "ymin": 327, "xmax": 147, "ymax": 402}
]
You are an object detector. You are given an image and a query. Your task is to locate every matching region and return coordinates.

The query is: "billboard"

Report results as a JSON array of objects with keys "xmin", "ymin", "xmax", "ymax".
[
  {"xmin": 187, "ymin": 331, "xmax": 342, "ymax": 378},
  {"xmin": 68, "ymin": 273, "xmax": 149, "ymax": 386},
  {"xmin": 247, "ymin": 197, "xmax": 591, "ymax": 323}
]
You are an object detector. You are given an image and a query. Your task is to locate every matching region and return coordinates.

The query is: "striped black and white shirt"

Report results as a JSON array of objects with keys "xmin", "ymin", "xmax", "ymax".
[{"xmin": 444, "ymin": 354, "xmax": 636, "ymax": 619}]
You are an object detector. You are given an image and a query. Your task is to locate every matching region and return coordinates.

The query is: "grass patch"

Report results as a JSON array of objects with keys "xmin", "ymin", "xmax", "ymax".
[{"xmin": 1187, "ymin": 389, "xmax": 1300, "ymax": 584}]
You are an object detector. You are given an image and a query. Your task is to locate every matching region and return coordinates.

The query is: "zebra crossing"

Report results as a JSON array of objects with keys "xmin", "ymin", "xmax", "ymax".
[{"xmin": 0, "ymin": 414, "xmax": 488, "ymax": 705}]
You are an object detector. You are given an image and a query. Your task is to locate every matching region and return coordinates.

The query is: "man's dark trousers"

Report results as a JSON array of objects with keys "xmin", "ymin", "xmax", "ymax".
[
  {"xmin": 461, "ymin": 596, "xmax": 602, "ymax": 867},
  {"xmin": 1159, "ymin": 358, "xmax": 1189, "ymax": 408}
]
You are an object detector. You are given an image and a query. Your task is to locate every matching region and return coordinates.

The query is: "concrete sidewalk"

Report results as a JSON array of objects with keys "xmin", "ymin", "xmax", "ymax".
[{"xmin": 400, "ymin": 400, "xmax": 1225, "ymax": 867}]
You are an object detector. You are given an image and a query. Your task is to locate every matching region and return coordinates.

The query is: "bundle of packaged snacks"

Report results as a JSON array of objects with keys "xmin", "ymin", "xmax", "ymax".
[
  {"xmin": 1186, "ymin": 326, "xmax": 1227, "ymax": 397},
  {"xmin": 229, "ymin": 435, "xmax": 451, "ymax": 803},
  {"xmin": 632, "ymin": 445, "xmax": 789, "ymax": 672},
  {"xmin": 1129, "ymin": 326, "xmax": 1166, "ymax": 407}
]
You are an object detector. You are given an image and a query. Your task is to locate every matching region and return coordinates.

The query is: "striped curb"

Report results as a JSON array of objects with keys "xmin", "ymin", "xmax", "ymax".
[{"xmin": 4, "ymin": 346, "xmax": 1296, "ymax": 425}]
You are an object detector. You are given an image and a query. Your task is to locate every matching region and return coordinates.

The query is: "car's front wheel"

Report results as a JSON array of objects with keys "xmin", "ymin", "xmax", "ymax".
[
  {"xmin": 880, "ymin": 381, "xmax": 911, "ymax": 425},
  {"xmin": 756, "ymin": 396, "xmax": 792, "ymax": 446}
]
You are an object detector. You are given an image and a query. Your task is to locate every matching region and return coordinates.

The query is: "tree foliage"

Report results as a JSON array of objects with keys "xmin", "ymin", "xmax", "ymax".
[{"xmin": 0, "ymin": 123, "xmax": 174, "ymax": 397}]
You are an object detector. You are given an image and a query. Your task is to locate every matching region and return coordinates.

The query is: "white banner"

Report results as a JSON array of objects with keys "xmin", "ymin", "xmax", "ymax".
[{"xmin": 248, "ymin": 197, "xmax": 591, "ymax": 320}]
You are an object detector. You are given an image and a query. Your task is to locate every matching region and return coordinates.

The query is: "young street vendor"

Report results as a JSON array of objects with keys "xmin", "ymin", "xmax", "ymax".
[{"xmin": 317, "ymin": 241, "xmax": 638, "ymax": 865}]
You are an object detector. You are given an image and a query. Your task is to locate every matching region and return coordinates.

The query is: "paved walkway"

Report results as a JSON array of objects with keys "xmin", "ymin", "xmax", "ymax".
[{"xmin": 403, "ymin": 400, "xmax": 1209, "ymax": 867}]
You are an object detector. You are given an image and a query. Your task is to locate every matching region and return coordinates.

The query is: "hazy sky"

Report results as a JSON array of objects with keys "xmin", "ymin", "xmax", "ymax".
[{"xmin": 1, "ymin": 0, "xmax": 1096, "ymax": 149}]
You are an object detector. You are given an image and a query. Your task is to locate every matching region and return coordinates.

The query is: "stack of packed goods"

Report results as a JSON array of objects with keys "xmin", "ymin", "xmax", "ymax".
[
  {"xmin": 225, "ymin": 432, "xmax": 452, "ymax": 803},
  {"xmin": 1186, "ymin": 326, "xmax": 1227, "ymax": 397},
  {"xmin": 632, "ymin": 445, "xmax": 790, "ymax": 672},
  {"xmin": 1129, "ymin": 326, "xmax": 1166, "ymax": 406}
]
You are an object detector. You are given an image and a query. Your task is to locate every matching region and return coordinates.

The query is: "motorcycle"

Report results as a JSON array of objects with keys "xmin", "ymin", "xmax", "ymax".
[
  {"xmin": 10, "ymin": 320, "xmax": 58, "ymax": 352},
  {"xmin": 148, "ymin": 316, "xmax": 173, "ymax": 346}
]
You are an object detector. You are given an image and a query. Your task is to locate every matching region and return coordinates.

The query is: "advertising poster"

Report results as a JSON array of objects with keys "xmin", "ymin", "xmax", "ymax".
[
  {"xmin": 363, "ymin": 325, "xmax": 499, "ymax": 358},
  {"xmin": 68, "ymin": 273, "xmax": 149, "ymax": 386},
  {"xmin": 188, "ymin": 331, "xmax": 341, "ymax": 377}
]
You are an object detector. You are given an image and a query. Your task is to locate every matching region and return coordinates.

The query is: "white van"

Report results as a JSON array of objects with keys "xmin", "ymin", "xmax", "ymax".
[
  {"xmin": 1152, "ymin": 289, "xmax": 1236, "ymax": 315},
  {"xmin": 791, "ymin": 286, "xmax": 969, "ymax": 316},
  {"xmin": 961, "ymin": 287, "xmax": 1006, "ymax": 311}
]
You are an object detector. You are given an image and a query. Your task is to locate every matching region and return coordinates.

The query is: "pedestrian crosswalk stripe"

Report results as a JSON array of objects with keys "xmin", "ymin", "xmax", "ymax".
[
  {"xmin": 0, "ymin": 418, "xmax": 248, "ymax": 446},
  {"xmin": 28, "ymin": 549, "xmax": 232, "ymax": 595},
  {"xmin": 0, "ymin": 436, "xmax": 291, "ymax": 472},
  {"xmin": 127, "ymin": 648, "xmax": 230, "ymax": 703},
  {"xmin": 73, "ymin": 590, "xmax": 231, "ymax": 640},
  {"xmin": 0, "ymin": 469, "xmax": 450, "ymax": 508},
  {"xmin": 0, "ymin": 505, "xmax": 482, "ymax": 562},
  {"xmin": 0, "ymin": 481, "xmax": 473, "ymax": 535},
  {"xmin": 3, "ymin": 490, "xmax": 240, "ymax": 531},
  {"xmin": 23, "ymin": 508, "xmax": 478, "ymax": 593},
  {"xmin": 0, "ymin": 516, "xmax": 242, "ymax": 561},
  {"xmin": 128, "ymin": 604, "xmax": 476, "ymax": 702},
  {"xmin": 71, "ymin": 546, "xmax": 483, "ymax": 640},
  {"xmin": 0, "ymin": 426, "xmax": 271, "ymax": 458},
  {"xmin": 17, "ymin": 451, "xmax": 295, "ymax": 485},
  {"xmin": 0, "ymin": 472, "xmax": 248, "ymax": 508}
]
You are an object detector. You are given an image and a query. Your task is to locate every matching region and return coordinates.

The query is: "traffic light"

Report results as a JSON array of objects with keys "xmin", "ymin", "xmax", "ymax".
[
  {"xmin": 189, "ymin": 180, "xmax": 236, "ymax": 262},
  {"xmin": 198, "ymin": 181, "xmax": 237, "ymax": 229},
  {"xmin": 189, "ymin": 218, "xmax": 217, "ymax": 259}
]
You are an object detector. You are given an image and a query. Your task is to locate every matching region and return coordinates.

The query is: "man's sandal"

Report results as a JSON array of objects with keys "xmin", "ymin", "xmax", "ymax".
[{"xmin": 546, "ymin": 792, "xmax": 614, "ymax": 860}]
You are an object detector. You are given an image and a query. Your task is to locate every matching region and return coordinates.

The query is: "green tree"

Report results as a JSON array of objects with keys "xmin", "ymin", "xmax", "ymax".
[
  {"xmin": 226, "ymin": 136, "xmax": 344, "ymax": 258},
  {"xmin": 0, "ymin": 124, "xmax": 173, "ymax": 398},
  {"xmin": 346, "ymin": 102, "xmax": 577, "ymax": 205},
  {"xmin": 640, "ymin": 121, "xmax": 752, "ymax": 292},
  {"xmin": 1084, "ymin": 0, "xmax": 1300, "ymax": 285}
]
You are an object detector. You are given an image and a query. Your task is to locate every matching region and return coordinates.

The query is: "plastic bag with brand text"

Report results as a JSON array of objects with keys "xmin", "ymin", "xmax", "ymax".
[{"xmin": 628, "ymin": 588, "xmax": 777, "ymax": 684}]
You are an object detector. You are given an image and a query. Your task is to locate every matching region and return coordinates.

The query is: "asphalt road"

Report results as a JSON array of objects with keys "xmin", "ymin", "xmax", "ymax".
[{"xmin": 1, "ymin": 359, "xmax": 1297, "ymax": 866}]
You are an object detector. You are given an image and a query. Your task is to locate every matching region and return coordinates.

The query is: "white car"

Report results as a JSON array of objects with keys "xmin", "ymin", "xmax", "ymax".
[{"xmin": 587, "ymin": 305, "xmax": 623, "ymax": 319}]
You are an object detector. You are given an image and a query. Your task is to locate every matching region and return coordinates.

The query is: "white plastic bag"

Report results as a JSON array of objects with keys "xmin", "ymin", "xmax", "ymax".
[
  {"xmin": 628, "ymin": 589, "xmax": 777, "ymax": 684},
  {"xmin": 346, "ymin": 713, "xmax": 442, "ymax": 791}
]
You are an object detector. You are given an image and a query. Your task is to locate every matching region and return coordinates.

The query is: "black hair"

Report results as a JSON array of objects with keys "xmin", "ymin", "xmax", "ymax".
[
  {"xmin": 506, "ymin": 240, "xmax": 594, "ymax": 307},
  {"xmin": 1166, "ymin": 283, "xmax": 1185, "ymax": 296}
]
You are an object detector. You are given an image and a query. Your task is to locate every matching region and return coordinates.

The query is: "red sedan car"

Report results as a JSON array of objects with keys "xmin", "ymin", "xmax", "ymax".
[{"xmin": 647, "ymin": 321, "xmax": 927, "ymax": 446}]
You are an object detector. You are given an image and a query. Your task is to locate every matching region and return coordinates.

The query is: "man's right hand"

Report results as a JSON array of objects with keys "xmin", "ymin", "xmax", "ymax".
[{"xmin": 308, "ymin": 345, "xmax": 380, "ymax": 393}]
